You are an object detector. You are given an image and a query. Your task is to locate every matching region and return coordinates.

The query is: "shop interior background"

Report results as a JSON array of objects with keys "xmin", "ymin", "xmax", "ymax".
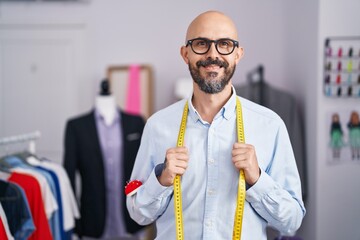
[{"xmin": 0, "ymin": 0, "xmax": 359, "ymax": 239}]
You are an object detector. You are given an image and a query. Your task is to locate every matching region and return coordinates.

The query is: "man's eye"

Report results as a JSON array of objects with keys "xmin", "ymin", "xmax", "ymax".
[
  {"xmin": 219, "ymin": 40, "xmax": 230, "ymax": 47},
  {"xmin": 196, "ymin": 40, "xmax": 207, "ymax": 47}
]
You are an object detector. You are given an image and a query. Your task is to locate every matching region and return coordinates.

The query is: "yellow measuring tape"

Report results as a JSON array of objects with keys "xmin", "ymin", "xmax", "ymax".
[
  {"xmin": 233, "ymin": 97, "xmax": 246, "ymax": 240},
  {"xmin": 174, "ymin": 101, "xmax": 188, "ymax": 240},
  {"xmin": 174, "ymin": 98, "xmax": 246, "ymax": 240}
]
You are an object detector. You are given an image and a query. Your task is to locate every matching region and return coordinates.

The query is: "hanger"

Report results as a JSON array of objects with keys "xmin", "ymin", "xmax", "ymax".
[{"xmin": 14, "ymin": 150, "xmax": 42, "ymax": 166}]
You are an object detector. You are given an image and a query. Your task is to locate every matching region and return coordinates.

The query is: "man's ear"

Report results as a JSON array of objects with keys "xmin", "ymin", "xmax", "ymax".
[
  {"xmin": 180, "ymin": 46, "xmax": 189, "ymax": 64},
  {"xmin": 235, "ymin": 47, "xmax": 244, "ymax": 64}
]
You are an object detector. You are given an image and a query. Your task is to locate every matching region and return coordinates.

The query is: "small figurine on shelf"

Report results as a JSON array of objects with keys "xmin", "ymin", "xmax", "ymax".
[
  {"xmin": 347, "ymin": 60, "xmax": 352, "ymax": 72},
  {"xmin": 325, "ymin": 75, "xmax": 330, "ymax": 84},
  {"xmin": 337, "ymin": 86, "xmax": 342, "ymax": 96},
  {"xmin": 326, "ymin": 62, "xmax": 332, "ymax": 70},
  {"xmin": 336, "ymin": 74, "xmax": 341, "ymax": 84},
  {"xmin": 338, "ymin": 47, "xmax": 343, "ymax": 57},
  {"xmin": 347, "ymin": 111, "xmax": 360, "ymax": 160},
  {"xmin": 347, "ymin": 74, "xmax": 352, "ymax": 85},
  {"xmin": 326, "ymin": 46, "xmax": 332, "ymax": 57},
  {"xmin": 330, "ymin": 113, "xmax": 344, "ymax": 159},
  {"xmin": 325, "ymin": 86, "xmax": 331, "ymax": 96},
  {"xmin": 337, "ymin": 61, "xmax": 342, "ymax": 71}
]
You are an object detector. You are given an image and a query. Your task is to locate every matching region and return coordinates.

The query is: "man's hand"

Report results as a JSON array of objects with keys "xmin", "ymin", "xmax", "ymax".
[
  {"xmin": 157, "ymin": 147, "xmax": 189, "ymax": 186},
  {"xmin": 232, "ymin": 143, "xmax": 260, "ymax": 186}
]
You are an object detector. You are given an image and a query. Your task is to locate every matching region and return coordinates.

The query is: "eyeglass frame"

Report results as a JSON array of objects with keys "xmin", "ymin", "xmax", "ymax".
[{"xmin": 185, "ymin": 37, "xmax": 239, "ymax": 55}]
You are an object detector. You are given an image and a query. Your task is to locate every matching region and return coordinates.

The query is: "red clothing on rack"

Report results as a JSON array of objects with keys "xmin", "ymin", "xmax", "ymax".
[
  {"xmin": 0, "ymin": 218, "xmax": 8, "ymax": 240},
  {"xmin": 8, "ymin": 172, "xmax": 52, "ymax": 240}
]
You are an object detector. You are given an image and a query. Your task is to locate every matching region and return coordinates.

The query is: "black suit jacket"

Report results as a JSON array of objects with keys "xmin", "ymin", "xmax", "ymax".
[{"xmin": 63, "ymin": 110, "xmax": 145, "ymax": 238}]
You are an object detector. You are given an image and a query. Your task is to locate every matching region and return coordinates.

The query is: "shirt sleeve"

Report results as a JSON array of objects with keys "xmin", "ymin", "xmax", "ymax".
[
  {"xmin": 126, "ymin": 121, "xmax": 174, "ymax": 225},
  {"xmin": 246, "ymin": 120, "xmax": 306, "ymax": 235},
  {"xmin": 126, "ymin": 169, "xmax": 174, "ymax": 225}
]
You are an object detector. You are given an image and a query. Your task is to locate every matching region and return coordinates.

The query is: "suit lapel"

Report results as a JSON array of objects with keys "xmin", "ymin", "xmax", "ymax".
[
  {"xmin": 88, "ymin": 110, "xmax": 105, "ymax": 167},
  {"xmin": 120, "ymin": 111, "xmax": 132, "ymax": 182}
]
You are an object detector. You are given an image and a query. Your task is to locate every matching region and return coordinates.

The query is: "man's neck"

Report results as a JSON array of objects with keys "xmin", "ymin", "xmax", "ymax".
[{"xmin": 191, "ymin": 84, "xmax": 233, "ymax": 123}]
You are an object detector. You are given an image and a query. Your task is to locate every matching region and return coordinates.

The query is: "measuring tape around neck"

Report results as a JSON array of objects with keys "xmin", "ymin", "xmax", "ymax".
[{"xmin": 174, "ymin": 97, "xmax": 246, "ymax": 240}]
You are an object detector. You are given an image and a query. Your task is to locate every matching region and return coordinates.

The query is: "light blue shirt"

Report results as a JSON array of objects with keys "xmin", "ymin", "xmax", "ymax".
[{"xmin": 127, "ymin": 88, "xmax": 305, "ymax": 240}]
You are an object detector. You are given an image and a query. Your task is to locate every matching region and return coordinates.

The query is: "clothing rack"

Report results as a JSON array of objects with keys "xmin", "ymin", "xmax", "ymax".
[{"xmin": 0, "ymin": 131, "xmax": 41, "ymax": 154}]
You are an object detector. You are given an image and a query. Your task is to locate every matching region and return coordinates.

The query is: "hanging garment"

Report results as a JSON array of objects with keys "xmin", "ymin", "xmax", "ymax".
[
  {"xmin": 12, "ymin": 155, "xmax": 61, "ymax": 240},
  {"xmin": 0, "ymin": 132, "xmax": 72, "ymax": 240},
  {"xmin": 27, "ymin": 155, "xmax": 79, "ymax": 239},
  {"xmin": 36, "ymin": 165, "xmax": 62, "ymax": 240},
  {"xmin": 235, "ymin": 82, "xmax": 307, "ymax": 202},
  {"xmin": 0, "ymin": 180, "xmax": 31, "ymax": 240},
  {"xmin": 40, "ymin": 160, "xmax": 79, "ymax": 235},
  {"xmin": 4, "ymin": 156, "xmax": 58, "ymax": 219},
  {"xmin": 63, "ymin": 109, "xmax": 145, "ymax": 238},
  {"xmin": 8, "ymin": 171, "xmax": 52, "ymax": 240},
  {"xmin": 0, "ymin": 203, "xmax": 14, "ymax": 240}
]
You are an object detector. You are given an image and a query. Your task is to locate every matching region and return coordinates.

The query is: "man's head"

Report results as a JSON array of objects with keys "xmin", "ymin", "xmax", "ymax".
[{"xmin": 181, "ymin": 11, "xmax": 244, "ymax": 94}]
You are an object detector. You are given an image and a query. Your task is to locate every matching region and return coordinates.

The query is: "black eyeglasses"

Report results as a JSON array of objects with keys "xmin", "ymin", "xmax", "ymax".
[{"xmin": 186, "ymin": 38, "xmax": 239, "ymax": 55}]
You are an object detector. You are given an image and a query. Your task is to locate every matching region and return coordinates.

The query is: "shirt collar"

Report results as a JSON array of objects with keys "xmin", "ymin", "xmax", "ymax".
[
  {"xmin": 223, "ymin": 86, "xmax": 237, "ymax": 120},
  {"xmin": 94, "ymin": 108, "xmax": 121, "ymax": 123},
  {"xmin": 187, "ymin": 85, "xmax": 237, "ymax": 123}
]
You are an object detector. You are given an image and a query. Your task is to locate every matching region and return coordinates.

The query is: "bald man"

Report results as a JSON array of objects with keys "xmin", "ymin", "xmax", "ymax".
[{"xmin": 126, "ymin": 11, "xmax": 305, "ymax": 240}]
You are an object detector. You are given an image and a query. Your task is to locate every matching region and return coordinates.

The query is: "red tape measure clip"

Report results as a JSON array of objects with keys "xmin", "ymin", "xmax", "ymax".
[{"xmin": 125, "ymin": 180, "xmax": 142, "ymax": 196}]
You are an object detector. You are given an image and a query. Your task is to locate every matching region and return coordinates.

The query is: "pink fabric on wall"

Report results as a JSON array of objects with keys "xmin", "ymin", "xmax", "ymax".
[{"xmin": 125, "ymin": 64, "xmax": 141, "ymax": 115}]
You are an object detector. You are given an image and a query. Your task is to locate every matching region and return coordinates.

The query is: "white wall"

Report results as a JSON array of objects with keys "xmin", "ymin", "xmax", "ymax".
[
  {"xmin": 281, "ymin": 1, "xmax": 319, "ymax": 239},
  {"xmin": 315, "ymin": 0, "xmax": 360, "ymax": 239}
]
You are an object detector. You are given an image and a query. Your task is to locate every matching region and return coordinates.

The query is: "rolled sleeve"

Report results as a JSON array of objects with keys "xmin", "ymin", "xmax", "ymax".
[{"xmin": 127, "ymin": 168, "xmax": 174, "ymax": 225}]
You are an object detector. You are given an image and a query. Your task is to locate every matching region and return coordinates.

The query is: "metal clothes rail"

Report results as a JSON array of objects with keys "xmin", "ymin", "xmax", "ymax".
[{"xmin": 0, "ymin": 131, "xmax": 41, "ymax": 154}]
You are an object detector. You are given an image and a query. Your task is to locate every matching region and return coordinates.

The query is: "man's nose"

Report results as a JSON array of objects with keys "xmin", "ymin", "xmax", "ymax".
[{"xmin": 206, "ymin": 42, "xmax": 219, "ymax": 58}]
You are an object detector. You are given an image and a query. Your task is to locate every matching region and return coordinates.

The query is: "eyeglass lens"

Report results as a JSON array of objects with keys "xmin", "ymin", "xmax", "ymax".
[{"xmin": 190, "ymin": 39, "xmax": 236, "ymax": 55}]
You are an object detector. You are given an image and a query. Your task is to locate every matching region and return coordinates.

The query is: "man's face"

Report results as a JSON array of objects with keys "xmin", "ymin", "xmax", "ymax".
[{"xmin": 181, "ymin": 12, "xmax": 243, "ymax": 94}]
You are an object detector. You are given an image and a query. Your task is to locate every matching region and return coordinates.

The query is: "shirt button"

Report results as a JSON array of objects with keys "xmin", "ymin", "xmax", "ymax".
[
  {"xmin": 208, "ymin": 159, "xmax": 215, "ymax": 164},
  {"xmin": 205, "ymin": 220, "xmax": 212, "ymax": 227},
  {"xmin": 208, "ymin": 189, "xmax": 216, "ymax": 195}
]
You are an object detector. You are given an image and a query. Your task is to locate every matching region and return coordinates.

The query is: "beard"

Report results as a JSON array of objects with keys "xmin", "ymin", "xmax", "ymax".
[{"xmin": 189, "ymin": 58, "xmax": 236, "ymax": 94}]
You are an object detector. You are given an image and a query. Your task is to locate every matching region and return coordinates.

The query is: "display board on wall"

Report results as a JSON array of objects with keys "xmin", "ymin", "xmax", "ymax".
[{"xmin": 324, "ymin": 36, "xmax": 360, "ymax": 98}]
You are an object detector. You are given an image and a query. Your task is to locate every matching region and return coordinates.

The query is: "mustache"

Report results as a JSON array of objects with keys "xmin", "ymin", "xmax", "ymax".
[{"xmin": 196, "ymin": 58, "xmax": 228, "ymax": 68}]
